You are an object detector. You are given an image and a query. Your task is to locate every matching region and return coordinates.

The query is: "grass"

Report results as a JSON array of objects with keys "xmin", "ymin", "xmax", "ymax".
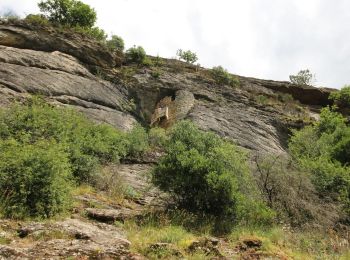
[
  {"xmin": 229, "ymin": 226, "xmax": 350, "ymax": 259},
  {"xmin": 0, "ymin": 236, "xmax": 11, "ymax": 245},
  {"xmin": 124, "ymin": 220, "xmax": 196, "ymax": 257}
]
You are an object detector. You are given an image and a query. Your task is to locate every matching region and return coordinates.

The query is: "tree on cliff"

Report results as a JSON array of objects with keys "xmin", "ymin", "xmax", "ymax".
[
  {"xmin": 289, "ymin": 69, "xmax": 315, "ymax": 86},
  {"xmin": 38, "ymin": 0, "xmax": 97, "ymax": 28}
]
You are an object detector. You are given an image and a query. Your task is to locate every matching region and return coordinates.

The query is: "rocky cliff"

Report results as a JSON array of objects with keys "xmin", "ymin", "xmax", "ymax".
[{"xmin": 0, "ymin": 19, "xmax": 334, "ymax": 155}]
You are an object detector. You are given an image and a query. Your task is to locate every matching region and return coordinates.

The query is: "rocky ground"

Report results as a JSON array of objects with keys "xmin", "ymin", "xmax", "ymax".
[
  {"xmin": 0, "ymin": 19, "xmax": 338, "ymax": 259},
  {"xmin": 0, "ymin": 163, "xmax": 154, "ymax": 259},
  {"xmin": 0, "ymin": 19, "xmax": 334, "ymax": 155},
  {"xmin": 0, "ymin": 162, "xmax": 287, "ymax": 259}
]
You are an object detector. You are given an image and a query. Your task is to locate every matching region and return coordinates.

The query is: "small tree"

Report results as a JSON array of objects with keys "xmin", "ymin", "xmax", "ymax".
[
  {"xmin": 107, "ymin": 35, "xmax": 125, "ymax": 52},
  {"xmin": 152, "ymin": 121, "xmax": 273, "ymax": 229},
  {"xmin": 289, "ymin": 69, "xmax": 315, "ymax": 85},
  {"xmin": 211, "ymin": 66, "xmax": 239, "ymax": 87},
  {"xmin": 0, "ymin": 140, "xmax": 72, "ymax": 218},
  {"xmin": 38, "ymin": 0, "xmax": 97, "ymax": 28},
  {"xmin": 176, "ymin": 49, "xmax": 198, "ymax": 64},
  {"xmin": 125, "ymin": 45, "xmax": 146, "ymax": 64},
  {"xmin": 329, "ymin": 85, "xmax": 350, "ymax": 108}
]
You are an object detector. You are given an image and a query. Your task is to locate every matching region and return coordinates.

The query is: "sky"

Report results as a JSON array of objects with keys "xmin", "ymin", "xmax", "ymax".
[{"xmin": 1, "ymin": 0, "xmax": 349, "ymax": 89}]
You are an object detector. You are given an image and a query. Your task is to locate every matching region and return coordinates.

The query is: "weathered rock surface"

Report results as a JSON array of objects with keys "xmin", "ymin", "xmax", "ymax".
[
  {"xmin": 86, "ymin": 208, "xmax": 141, "ymax": 223},
  {"xmin": 0, "ymin": 44, "xmax": 137, "ymax": 131},
  {"xmin": 1, "ymin": 219, "xmax": 134, "ymax": 259},
  {"xmin": 0, "ymin": 21, "xmax": 335, "ymax": 154},
  {"xmin": 0, "ymin": 20, "xmax": 120, "ymax": 68}
]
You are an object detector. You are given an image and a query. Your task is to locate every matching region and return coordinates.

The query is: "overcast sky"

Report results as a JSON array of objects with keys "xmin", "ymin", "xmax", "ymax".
[{"xmin": 1, "ymin": 0, "xmax": 349, "ymax": 88}]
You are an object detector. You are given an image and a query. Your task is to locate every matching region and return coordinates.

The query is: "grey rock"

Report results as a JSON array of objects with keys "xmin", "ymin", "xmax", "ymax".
[
  {"xmin": 0, "ymin": 20, "xmax": 120, "ymax": 68},
  {"xmin": 0, "ymin": 22, "xmax": 336, "ymax": 155}
]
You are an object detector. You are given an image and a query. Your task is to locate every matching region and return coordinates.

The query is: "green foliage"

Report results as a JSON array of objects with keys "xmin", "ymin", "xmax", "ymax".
[
  {"xmin": 289, "ymin": 69, "xmax": 315, "ymax": 85},
  {"xmin": 329, "ymin": 85, "xmax": 350, "ymax": 108},
  {"xmin": 107, "ymin": 35, "xmax": 125, "ymax": 52},
  {"xmin": 278, "ymin": 93, "xmax": 294, "ymax": 103},
  {"xmin": 289, "ymin": 107, "xmax": 350, "ymax": 210},
  {"xmin": 126, "ymin": 45, "xmax": 147, "ymax": 64},
  {"xmin": 0, "ymin": 139, "xmax": 72, "ymax": 218},
  {"xmin": 153, "ymin": 55, "xmax": 164, "ymax": 67},
  {"xmin": 0, "ymin": 98, "xmax": 154, "ymax": 218},
  {"xmin": 255, "ymin": 95, "xmax": 269, "ymax": 105},
  {"xmin": 38, "ymin": 0, "xmax": 97, "ymax": 28},
  {"xmin": 152, "ymin": 121, "xmax": 273, "ymax": 227},
  {"xmin": 24, "ymin": 14, "xmax": 50, "ymax": 26},
  {"xmin": 126, "ymin": 124, "xmax": 149, "ymax": 157},
  {"xmin": 72, "ymin": 25, "xmax": 107, "ymax": 41},
  {"xmin": 38, "ymin": 0, "xmax": 107, "ymax": 41},
  {"xmin": 176, "ymin": 49, "xmax": 198, "ymax": 64},
  {"xmin": 150, "ymin": 70, "xmax": 161, "ymax": 79},
  {"xmin": 211, "ymin": 66, "xmax": 239, "ymax": 87},
  {"xmin": 149, "ymin": 127, "xmax": 168, "ymax": 148},
  {"xmin": 142, "ymin": 57, "xmax": 154, "ymax": 67},
  {"xmin": 0, "ymin": 98, "xmax": 128, "ymax": 185},
  {"xmin": 254, "ymin": 155, "xmax": 337, "ymax": 226}
]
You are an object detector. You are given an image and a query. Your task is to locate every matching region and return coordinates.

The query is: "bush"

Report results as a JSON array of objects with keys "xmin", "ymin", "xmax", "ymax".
[
  {"xmin": 24, "ymin": 14, "xmax": 50, "ymax": 26},
  {"xmin": 149, "ymin": 127, "xmax": 168, "ymax": 148},
  {"xmin": 0, "ymin": 139, "xmax": 72, "ymax": 218},
  {"xmin": 289, "ymin": 107, "xmax": 350, "ymax": 212},
  {"xmin": 38, "ymin": 0, "xmax": 97, "ymax": 28},
  {"xmin": 0, "ymin": 98, "xmax": 128, "ymax": 185},
  {"xmin": 289, "ymin": 69, "xmax": 315, "ymax": 85},
  {"xmin": 278, "ymin": 93, "xmax": 294, "ymax": 103},
  {"xmin": 126, "ymin": 124, "xmax": 149, "ymax": 157},
  {"xmin": 176, "ymin": 49, "xmax": 198, "ymax": 64},
  {"xmin": 38, "ymin": 0, "xmax": 107, "ymax": 42},
  {"xmin": 254, "ymin": 155, "xmax": 340, "ymax": 226},
  {"xmin": 329, "ymin": 85, "xmax": 350, "ymax": 108},
  {"xmin": 211, "ymin": 66, "xmax": 239, "ymax": 87},
  {"xmin": 152, "ymin": 121, "xmax": 273, "ymax": 227},
  {"xmin": 72, "ymin": 26, "xmax": 107, "ymax": 41},
  {"xmin": 107, "ymin": 35, "xmax": 125, "ymax": 52},
  {"xmin": 126, "ymin": 45, "xmax": 147, "ymax": 64}
]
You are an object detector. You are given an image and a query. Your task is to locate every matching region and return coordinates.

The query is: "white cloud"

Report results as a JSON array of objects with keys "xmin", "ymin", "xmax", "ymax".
[{"xmin": 1, "ymin": 0, "xmax": 349, "ymax": 88}]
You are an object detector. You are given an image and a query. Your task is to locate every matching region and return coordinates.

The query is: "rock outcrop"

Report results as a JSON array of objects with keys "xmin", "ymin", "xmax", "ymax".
[
  {"xmin": 0, "ymin": 20, "xmax": 335, "ymax": 155},
  {"xmin": 0, "ymin": 20, "xmax": 121, "ymax": 68}
]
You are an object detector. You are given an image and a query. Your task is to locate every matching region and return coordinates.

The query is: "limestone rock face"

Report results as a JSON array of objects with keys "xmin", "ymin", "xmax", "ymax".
[
  {"xmin": 0, "ymin": 21, "xmax": 335, "ymax": 155},
  {"xmin": 0, "ymin": 43, "xmax": 137, "ymax": 131},
  {"xmin": 0, "ymin": 20, "xmax": 121, "ymax": 68}
]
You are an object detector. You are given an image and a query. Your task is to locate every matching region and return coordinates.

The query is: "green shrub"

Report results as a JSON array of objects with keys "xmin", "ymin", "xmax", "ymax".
[
  {"xmin": 176, "ymin": 49, "xmax": 198, "ymax": 64},
  {"xmin": 278, "ymin": 93, "xmax": 294, "ymax": 103},
  {"xmin": 289, "ymin": 107, "xmax": 350, "ymax": 210},
  {"xmin": 211, "ymin": 66, "xmax": 239, "ymax": 87},
  {"xmin": 38, "ymin": 0, "xmax": 97, "ymax": 28},
  {"xmin": 150, "ymin": 70, "xmax": 161, "ymax": 79},
  {"xmin": 142, "ymin": 57, "xmax": 154, "ymax": 67},
  {"xmin": 0, "ymin": 139, "xmax": 72, "ymax": 218},
  {"xmin": 329, "ymin": 85, "xmax": 350, "ymax": 108},
  {"xmin": 107, "ymin": 35, "xmax": 125, "ymax": 52},
  {"xmin": 149, "ymin": 127, "xmax": 168, "ymax": 148},
  {"xmin": 152, "ymin": 121, "xmax": 273, "ymax": 228},
  {"xmin": 153, "ymin": 55, "xmax": 164, "ymax": 67},
  {"xmin": 71, "ymin": 25, "xmax": 107, "ymax": 41},
  {"xmin": 24, "ymin": 14, "xmax": 50, "ymax": 26},
  {"xmin": 126, "ymin": 124, "xmax": 149, "ymax": 157},
  {"xmin": 289, "ymin": 69, "xmax": 315, "ymax": 85},
  {"xmin": 126, "ymin": 45, "xmax": 147, "ymax": 64},
  {"xmin": 38, "ymin": 0, "xmax": 107, "ymax": 42},
  {"xmin": 255, "ymin": 95, "xmax": 269, "ymax": 105},
  {"xmin": 0, "ymin": 98, "xmax": 128, "ymax": 185}
]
